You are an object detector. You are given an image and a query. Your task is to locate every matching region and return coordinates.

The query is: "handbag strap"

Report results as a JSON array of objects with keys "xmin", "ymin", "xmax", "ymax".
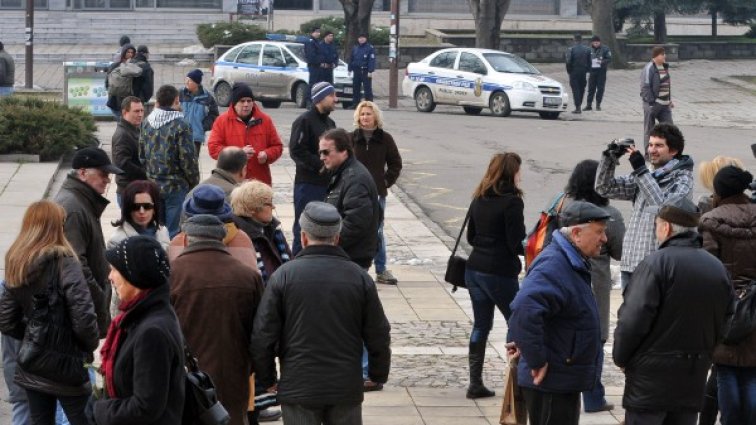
[{"xmin": 450, "ymin": 208, "xmax": 471, "ymax": 257}]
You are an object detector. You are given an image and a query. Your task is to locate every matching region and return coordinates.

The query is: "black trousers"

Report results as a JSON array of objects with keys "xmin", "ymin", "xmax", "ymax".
[
  {"xmin": 587, "ymin": 68, "xmax": 607, "ymax": 106},
  {"xmin": 25, "ymin": 387, "xmax": 90, "ymax": 425},
  {"xmin": 569, "ymin": 71, "xmax": 587, "ymax": 109},
  {"xmin": 625, "ymin": 409, "xmax": 698, "ymax": 425},
  {"xmin": 521, "ymin": 387, "xmax": 580, "ymax": 425},
  {"xmin": 281, "ymin": 403, "xmax": 361, "ymax": 425}
]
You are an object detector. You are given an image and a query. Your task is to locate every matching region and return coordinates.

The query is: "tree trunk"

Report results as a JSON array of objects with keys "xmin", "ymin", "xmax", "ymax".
[
  {"xmin": 340, "ymin": 0, "xmax": 376, "ymax": 58},
  {"xmin": 591, "ymin": 0, "xmax": 627, "ymax": 68},
  {"xmin": 653, "ymin": 11, "xmax": 667, "ymax": 44},
  {"xmin": 468, "ymin": 0, "xmax": 512, "ymax": 50},
  {"xmin": 711, "ymin": 8, "xmax": 718, "ymax": 37}
]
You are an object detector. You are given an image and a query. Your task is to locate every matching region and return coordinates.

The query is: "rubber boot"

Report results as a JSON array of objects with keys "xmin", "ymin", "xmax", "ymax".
[{"xmin": 466, "ymin": 341, "xmax": 495, "ymax": 399}]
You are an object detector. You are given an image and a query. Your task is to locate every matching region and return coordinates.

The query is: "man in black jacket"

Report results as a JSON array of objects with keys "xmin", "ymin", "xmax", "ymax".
[
  {"xmin": 613, "ymin": 198, "xmax": 732, "ymax": 425},
  {"xmin": 289, "ymin": 82, "xmax": 337, "ymax": 254},
  {"xmin": 112, "ymin": 96, "xmax": 146, "ymax": 206},
  {"xmin": 132, "ymin": 45, "xmax": 154, "ymax": 104},
  {"xmin": 251, "ymin": 202, "xmax": 391, "ymax": 425},
  {"xmin": 320, "ymin": 128, "xmax": 381, "ymax": 270},
  {"xmin": 54, "ymin": 147, "xmax": 123, "ymax": 338},
  {"xmin": 565, "ymin": 33, "xmax": 591, "ymax": 114}
]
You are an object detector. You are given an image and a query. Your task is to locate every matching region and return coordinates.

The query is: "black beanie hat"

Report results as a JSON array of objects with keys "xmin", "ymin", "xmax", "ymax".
[
  {"xmin": 231, "ymin": 82, "xmax": 254, "ymax": 105},
  {"xmin": 106, "ymin": 236, "xmax": 170, "ymax": 290},
  {"xmin": 713, "ymin": 166, "xmax": 753, "ymax": 199}
]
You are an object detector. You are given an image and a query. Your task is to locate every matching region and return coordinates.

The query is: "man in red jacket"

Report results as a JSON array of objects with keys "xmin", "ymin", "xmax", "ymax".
[{"xmin": 208, "ymin": 82, "xmax": 283, "ymax": 185}]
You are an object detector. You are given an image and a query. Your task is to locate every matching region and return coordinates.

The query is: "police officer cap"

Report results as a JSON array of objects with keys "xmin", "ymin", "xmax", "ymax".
[{"xmin": 559, "ymin": 201, "xmax": 611, "ymax": 227}]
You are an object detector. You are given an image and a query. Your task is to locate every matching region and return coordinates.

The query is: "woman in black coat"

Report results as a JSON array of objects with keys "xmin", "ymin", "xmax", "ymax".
[
  {"xmin": 0, "ymin": 200, "xmax": 99, "ymax": 425},
  {"xmin": 92, "ymin": 236, "xmax": 185, "ymax": 425},
  {"xmin": 464, "ymin": 152, "xmax": 526, "ymax": 399}
]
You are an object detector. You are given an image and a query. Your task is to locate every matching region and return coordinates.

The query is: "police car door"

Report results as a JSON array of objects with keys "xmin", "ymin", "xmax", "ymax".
[
  {"xmin": 456, "ymin": 52, "xmax": 488, "ymax": 106},
  {"xmin": 234, "ymin": 44, "xmax": 263, "ymax": 91},
  {"xmin": 427, "ymin": 50, "xmax": 459, "ymax": 102},
  {"xmin": 260, "ymin": 44, "xmax": 289, "ymax": 97}
]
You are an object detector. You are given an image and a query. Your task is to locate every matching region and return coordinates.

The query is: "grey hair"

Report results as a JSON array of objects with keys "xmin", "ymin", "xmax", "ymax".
[
  {"xmin": 302, "ymin": 232, "xmax": 339, "ymax": 245},
  {"xmin": 668, "ymin": 222, "xmax": 695, "ymax": 237},
  {"xmin": 559, "ymin": 223, "xmax": 590, "ymax": 240}
]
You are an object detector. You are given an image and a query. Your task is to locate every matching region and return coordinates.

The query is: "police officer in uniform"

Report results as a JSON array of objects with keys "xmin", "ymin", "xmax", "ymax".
[
  {"xmin": 349, "ymin": 33, "xmax": 376, "ymax": 107},
  {"xmin": 585, "ymin": 35, "xmax": 612, "ymax": 111},
  {"xmin": 565, "ymin": 34, "xmax": 591, "ymax": 114},
  {"xmin": 304, "ymin": 27, "xmax": 322, "ymax": 108}
]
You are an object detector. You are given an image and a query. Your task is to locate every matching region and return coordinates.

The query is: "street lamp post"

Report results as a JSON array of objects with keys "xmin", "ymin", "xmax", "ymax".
[
  {"xmin": 388, "ymin": 0, "xmax": 400, "ymax": 109},
  {"xmin": 25, "ymin": 0, "xmax": 34, "ymax": 89}
]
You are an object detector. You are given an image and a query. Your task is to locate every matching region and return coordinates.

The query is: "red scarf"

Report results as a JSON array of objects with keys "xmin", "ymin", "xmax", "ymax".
[{"xmin": 100, "ymin": 289, "xmax": 151, "ymax": 398}]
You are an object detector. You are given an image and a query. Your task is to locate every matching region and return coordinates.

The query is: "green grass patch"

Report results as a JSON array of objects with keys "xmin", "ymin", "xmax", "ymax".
[{"xmin": 732, "ymin": 75, "xmax": 756, "ymax": 84}]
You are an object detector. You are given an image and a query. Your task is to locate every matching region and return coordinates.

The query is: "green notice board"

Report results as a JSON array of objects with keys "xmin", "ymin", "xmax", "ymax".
[{"xmin": 63, "ymin": 62, "xmax": 112, "ymax": 117}]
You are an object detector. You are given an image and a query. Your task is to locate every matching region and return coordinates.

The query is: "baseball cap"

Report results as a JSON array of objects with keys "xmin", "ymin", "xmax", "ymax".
[{"xmin": 71, "ymin": 147, "xmax": 123, "ymax": 174}]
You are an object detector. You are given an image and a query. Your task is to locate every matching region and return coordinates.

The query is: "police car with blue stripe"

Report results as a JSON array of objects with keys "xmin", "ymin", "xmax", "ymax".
[
  {"xmin": 402, "ymin": 48, "xmax": 568, "ymax": 119},
  {"xmin": 211, "ymin": 35, "xmax": 353, "ymax": 109}
]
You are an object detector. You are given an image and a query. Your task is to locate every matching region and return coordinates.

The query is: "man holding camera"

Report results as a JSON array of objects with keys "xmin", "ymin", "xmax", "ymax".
[
  {"xmin": 594, "ymin": 123, "xmax": 694, "ymax": 290},
  {"xmin": 208, "ymin": 82, "xmax": 283, "ymax": 186}
]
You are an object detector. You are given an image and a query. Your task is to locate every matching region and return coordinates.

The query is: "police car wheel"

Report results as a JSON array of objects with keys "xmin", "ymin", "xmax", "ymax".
[
  {"xmin": 214, "ymin": 82, "xmax": 232, "ymax": 107},
  {"xmin": 294, "ymin": 83, "xmax": 308, "ymax": 108},
  {"xmin": 414, "ymin": 86, "xmax": 436, "ymax": 113},
  {"xmin": 463, "ymin": 106, "xmax": 483, "ymax": 116},
  {"xmin": 261, "ymin": 100, "xmax": 282, "ymax": 109},
  {"xmin": 489, "ymin": 92, "xmax": 511, "ymax": 117}
]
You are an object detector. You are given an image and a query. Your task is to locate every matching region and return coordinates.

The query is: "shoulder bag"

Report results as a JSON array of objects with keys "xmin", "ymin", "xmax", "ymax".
[
  {"xmin": 722, "ymin": 280, "xmax": 756, "ymax": 345},
  {"xmin": 182, "ymin": 345, "xmax": 231, "ymax": 425},
  {"xmin": 444, "ymin": 209, "xmax": 470, "ymax": 292},
  {"xmin": 17, "ymin": 259, "xmax": 89, "ymax": 386}
]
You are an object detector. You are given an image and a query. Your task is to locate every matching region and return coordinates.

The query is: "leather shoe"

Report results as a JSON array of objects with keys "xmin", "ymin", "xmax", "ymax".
[
  {"xmin": 585, "ymin": 402, "xmax": 614, "ymax": 413},
  {"xmin": 363, "ymin": 380, "xmax": 384, "ymax": 392}
]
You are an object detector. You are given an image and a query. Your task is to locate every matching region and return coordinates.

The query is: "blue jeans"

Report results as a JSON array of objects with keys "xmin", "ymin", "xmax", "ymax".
[
  {"xmin": 352, "ymin": 69, "xmax": 373, "ymax": 105},
  {"xmin": 465, "ymin": 268, "xmax": 519, "ymax": 343},
  {"xmin": 162, "ymin": 188, "xmax": 188, "ymax": 239},
  {"xmin": 0, "ymin": 86, "xmax": 14, "ymax": 97},
  {"xmin": 292, "ymin": 183, "xmax": 328, "ymax": 255},
  {"xmin": 582, "ymin": 348, "xmax": 608, "ymax": 411},
  {"xmin": 374, "ymin": 196, "xmax": 387, "ymax": 273},
  {"xmin": 718, "ymin": 365, "xmax": 756, "ymax": 425}
]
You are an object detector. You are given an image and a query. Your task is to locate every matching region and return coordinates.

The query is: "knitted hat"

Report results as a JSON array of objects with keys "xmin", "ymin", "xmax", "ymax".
[
  {"xmin": 311, "ymin": 82, "xmax": 335, "ymax": 104},
  {"xmin": 713, "ymin": 166, "xmax": 753, "ymax": 199},
  {"xmin": 300, "ymin": 202, "xmax": 341, "ymax": 238},
  {"xmin": 106, "ymin": 236, "xmax": 170, "ymax": 289},
  {"xmin": 137, "ymin": 45, "xmax": 149, "ymax": 54},
  {"xmin": 559, "ymin": 201, "xmax": 611, "ymax": 227},
  {"xmin": 231, "ymin": 82, "xmax": 254, "ymax": 105},
  {"xmin": 183, "ymin": 185, "xmax": 234, "ymax": 222},
  {"xmin": 72, "ymin": 147, "xmax": 124, "ymax": 174},
  {"xmin": 186, "ymin": 69, "xmax": 203, "ymax": 85},
  {"xmin": 183, "ymin": 214, "xmax": 227, "ymax": 241},
  {"xmin": 657, "ymin": 198, "xmax": 701, "ymax": 228},
  {"xmin": 591, "ymin": 35, "xmax": 601, "ymax": 42}
]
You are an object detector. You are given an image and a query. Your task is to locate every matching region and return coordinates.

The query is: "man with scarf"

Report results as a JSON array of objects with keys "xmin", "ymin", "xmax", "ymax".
[
  {"xmin": 139, "ymin": 84, "xmax": 200, "ymax": 238},
  {"xmin": 594, "ymin": 123, "xmax": 694, "ymax": 290}
]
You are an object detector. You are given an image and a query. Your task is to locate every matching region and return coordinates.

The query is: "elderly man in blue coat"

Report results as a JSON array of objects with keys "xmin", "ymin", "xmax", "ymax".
[{"xmin": 508, "ymin": 201, "xmax": 610, "ymax": 425}]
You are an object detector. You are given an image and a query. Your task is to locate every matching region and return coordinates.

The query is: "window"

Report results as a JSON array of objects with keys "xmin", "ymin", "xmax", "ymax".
[
  {"xmin": 262, "ymin": 45, "xmax": 285, "ymax": 67},
  {"xmin": 222, "ymin": 45, "xmax": 245, "ymax": 63},
  {"xmin": 0, "ymin": 0, "xmax": 47, "ymax": 8},
  {"xmin": 483, "ymin": 53, "xmax": 539, "ymax": 74},
  {"xmin": 429, "ymin": 51, "xmax": 457, "ymax": 69},
  {"xmin": 236, "ymin": 44, "xmax": 262, "ymax": 65},
  {"xmin": 458, "ymin": 53, "xmax": 487, "ymax": 75},
  {"xmin": 282, "ymin": 49, "xmax": 299, "ymax": 67}
]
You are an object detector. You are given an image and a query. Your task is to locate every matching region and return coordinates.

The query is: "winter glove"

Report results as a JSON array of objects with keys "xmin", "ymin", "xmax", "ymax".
[{"xmin": 628, "ymin": 151, "xmax": 646, "ymax": 171}]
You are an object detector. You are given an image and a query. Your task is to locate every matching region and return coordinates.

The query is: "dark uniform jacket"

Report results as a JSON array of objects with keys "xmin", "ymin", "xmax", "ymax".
[
  {"xmin": 92, "ymin": 284, "xmax": 185, "ymax": 425},
  {"xmin": 251, "ymin": 245, "xmax": 391, "ymax": 405},
  {"xmin": 589, "ymin": 45, "xmax": 612, "ymax": 70},
  {"xmin": 613, "ymin": 231, "xmax": 732, "ymax": 412},
  {"xmin": 54, "ymin": 175, "xmax": 112, "ymax": 337},
  {"xmin": 566, "ymin": 43, "xmax": 591, "ymax": 75},
  {"xmin": 324, "ymin": 156, "xmax": 382, "ymax": 269},
  {"xmin": 112, "ymin": 119, "xmax": 147, "ymax": 194},
  {"xmin": 0, "ymin": 251, "xmax": 99, "ymax": 397},
  {"xmin": 350, "ymin": 128, "xmax": 402, "ymax": 197},
  {"xmin": 348, "ymin": 42, "xmax": 376, "ymax": 73},
  {"xmin": 289, "ymin": 108, "xmax": 336, "ymax": 186}
]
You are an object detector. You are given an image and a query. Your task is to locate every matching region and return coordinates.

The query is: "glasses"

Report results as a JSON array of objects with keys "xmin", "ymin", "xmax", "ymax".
[
  {"xmin": 131, "ymin": 203, "xmax": 155, "ymax": 212},
  {"xmin": 318, "ymin": 149, "xmax": 331, "ymax": 156}
]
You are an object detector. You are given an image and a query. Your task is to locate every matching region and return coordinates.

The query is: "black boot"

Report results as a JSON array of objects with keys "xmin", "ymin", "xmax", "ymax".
[
  {"xmin": 583, "ymin": 104, "xmax": 593, "ymax": 111},
  {"xmin": 467, "ymin": 342, "xmax": 495, "ymax": 399}
]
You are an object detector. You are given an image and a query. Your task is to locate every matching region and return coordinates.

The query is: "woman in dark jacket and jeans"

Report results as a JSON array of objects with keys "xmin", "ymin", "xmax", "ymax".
[
  {"xmin": 0, "ymin": 200, "xmax": 99, "ymax": 425},
  {"xmin": 92, "ymin": 236, "xmax": 185, "ymax": 425},
  {"xmin": 464, "ymin": 152, "xmax": 525, "ymax": 399}
]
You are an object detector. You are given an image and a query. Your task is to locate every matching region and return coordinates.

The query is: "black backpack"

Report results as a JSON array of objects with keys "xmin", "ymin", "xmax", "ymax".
[{"xmin": 182, "ymin": 346, "xmax": 230, "ymax": 425}]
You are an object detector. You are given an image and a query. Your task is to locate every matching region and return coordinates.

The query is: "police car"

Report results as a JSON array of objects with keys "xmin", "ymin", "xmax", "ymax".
[
  {"xmin": 211, "ymin": 37, "xmax": 353, "ymax": 109},
  {"xmin": 402, "ymin": 48, "xmax": 568, "ymax": 119}
]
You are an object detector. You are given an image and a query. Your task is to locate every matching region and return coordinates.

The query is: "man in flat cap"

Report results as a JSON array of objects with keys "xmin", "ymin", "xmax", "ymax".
[
  {"xmin": 613, "ymin": 198, "xmax": 732, "ymax": 425},
  {"xmin": 507, "ymin": 200, "xmax": 610, "ymax": 425},
  {"xmin": 55, "ymin": 147, "xmax": 124, "ymax": 337},
  {"xmin": 251, "ymin": 202, "xmax": 391, "ymax": 425}
]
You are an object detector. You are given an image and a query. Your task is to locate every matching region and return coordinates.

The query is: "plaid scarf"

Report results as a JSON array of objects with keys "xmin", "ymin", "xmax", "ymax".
[
  {"xmin": 652, "ymin": 158, "xmax": 679, "ymax": 178},
  {"xmin": 100, "ymin": 289, "xmax": 152, "ymax": 398}
]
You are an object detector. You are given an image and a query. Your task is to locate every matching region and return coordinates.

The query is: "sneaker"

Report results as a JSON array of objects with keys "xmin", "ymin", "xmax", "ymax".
[
  {"xmin": 583, "ymin": 105, "xmax": 593, "ymax": 111},
  {"xmin": 376, "ymin": 270, "xmax": 398, "ymax": 285},
  {"xmin": 258, "ymin": 408, "xmax": 282, "ymax": 422},
  {"xmin": 596, "ymin": 104, "xmax": 602, "ymax": 111}
]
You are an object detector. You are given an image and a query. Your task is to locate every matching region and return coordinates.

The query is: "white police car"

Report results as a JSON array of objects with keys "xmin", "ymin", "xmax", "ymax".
[
  {"xmin": 211, "ymin": 38, "xmax": 353, "ymax": 109},
  {"xmin": 402, "ymin": 48, "xmax": 568, "ymax": 119}
]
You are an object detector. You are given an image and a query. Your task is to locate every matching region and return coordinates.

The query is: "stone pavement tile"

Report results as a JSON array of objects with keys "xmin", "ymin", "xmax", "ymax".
[
  {"xmin": 439, "ymin": 346, "xmax": 468, "ymax": 355},
  {"xmin": 412, "ymin": 395, "xmax": 477, "ymax": 407},
  {"xmin": 408, "ymin": 387, "xmax": 468, "ymax": 398},
  {"xmin": 389, "ymin": 266, "xmax": 439, "ymax": 282},
  {"xmin": 395, "ymin": 281, "xmax": 438, "ymax": 288},
  {"xmin": 363, "ymin": 386, "xmax": 415, "ymax": 406},
  {"xmin": 0, "ymin": 190, "xmax": 44, "ymax": 206},
  {"xmin": 414, "ymin": 308, "xmax": 469, "ymax": 321},
  {"xmin": 392, "ymin": 347, "xmax": 443, "ymax": 355},
  {"xmin": 363, "ymin": 416, "xmax": 425, "ymax": 425},
  {"xmin": 580, "ymin": 412, "xmax": 622, "ymax": 424},
  {"xmin": 417, "ymin": 406, "xmax": 485, "ymax": 417},
  {"xmin": 363, "ymin": 405, "xmax": 420, "ymax": 416},
  {"xmin": 429, "ymin": 418, "xmax": 491, "ymax": 425},
  {"xmin": 478, "ymin": 405, "xmax": 503, "ymax": 417},
  {"xmin": 474, "ymin": 395, "xmax": 505, "ymax": 407}
]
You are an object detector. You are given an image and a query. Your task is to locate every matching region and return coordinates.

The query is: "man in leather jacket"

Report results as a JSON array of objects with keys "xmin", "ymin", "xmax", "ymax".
[{"xmin": 613, "ymin": 198, "xmax": 732, "ymax": 425}]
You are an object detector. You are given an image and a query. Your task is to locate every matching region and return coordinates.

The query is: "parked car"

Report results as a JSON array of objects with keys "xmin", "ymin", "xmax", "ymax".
[
  {"xmin": 211, "ymin": 40, "xmax": 353, "ymax": 109},
  {"xmin": 402, "ymin": 48, "xmax": 568, "ymax": 119}
]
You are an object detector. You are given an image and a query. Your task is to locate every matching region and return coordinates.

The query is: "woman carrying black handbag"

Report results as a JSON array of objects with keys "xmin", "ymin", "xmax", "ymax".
[{"xmin": 0, "ymin": 200, "xmax": 100, "ymax": 425}]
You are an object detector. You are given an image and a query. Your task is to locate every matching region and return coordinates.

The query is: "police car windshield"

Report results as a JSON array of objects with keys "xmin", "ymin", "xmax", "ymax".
[
  {"xmin": 483, "ymin": 53, "xmax": 539, "ymax": 74},
  {"xmin": 287, "ymin": 44, "xmax": 305, "ymax": 61}
]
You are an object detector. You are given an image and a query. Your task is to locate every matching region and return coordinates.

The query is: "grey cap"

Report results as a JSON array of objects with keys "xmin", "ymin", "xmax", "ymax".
[
  {"xmin": 300, "ymin": 202, "xmax": 341, "ymax": 238},
  {"xmin": 183, "ymin": 214, "xmax": 227, "ymax": 241},
  {"xmin": 657, "ymin": 198, "xmax": 700, "ymax": 228},
  {"xmin": 559, "ymin": 201, "xmax": 612, "ymax": 227}
]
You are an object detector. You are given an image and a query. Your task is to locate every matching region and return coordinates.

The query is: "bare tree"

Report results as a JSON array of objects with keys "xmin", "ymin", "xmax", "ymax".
[
  {"xmin": 590, "ymin": 0, "xmax": 628, "ymax": 68},
  {"xmin": 339, "ymin": 0, "xmax": 377, "ymax": 58},
  {"xmin": 468, "ymin": 0, "xmax": 512, "ymax": 49}
]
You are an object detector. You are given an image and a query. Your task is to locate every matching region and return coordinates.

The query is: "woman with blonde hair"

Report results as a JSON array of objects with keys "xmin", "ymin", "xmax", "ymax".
[
  {"xmin": 697, "ymin": 156, "xmax": 744, "ymax": 214},
  {"xmin": 0, "ymin": 200, "xmax": 99, "ymax": 425},
  {"xmin": 464, "ymin": 152, "xmax": 525, "ymax": 399}
]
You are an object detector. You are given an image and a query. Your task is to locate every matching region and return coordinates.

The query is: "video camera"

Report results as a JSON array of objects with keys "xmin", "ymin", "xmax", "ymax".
[{"xmin": 606, "ymin": 138, "xmax": 635, "ymax": 158}]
